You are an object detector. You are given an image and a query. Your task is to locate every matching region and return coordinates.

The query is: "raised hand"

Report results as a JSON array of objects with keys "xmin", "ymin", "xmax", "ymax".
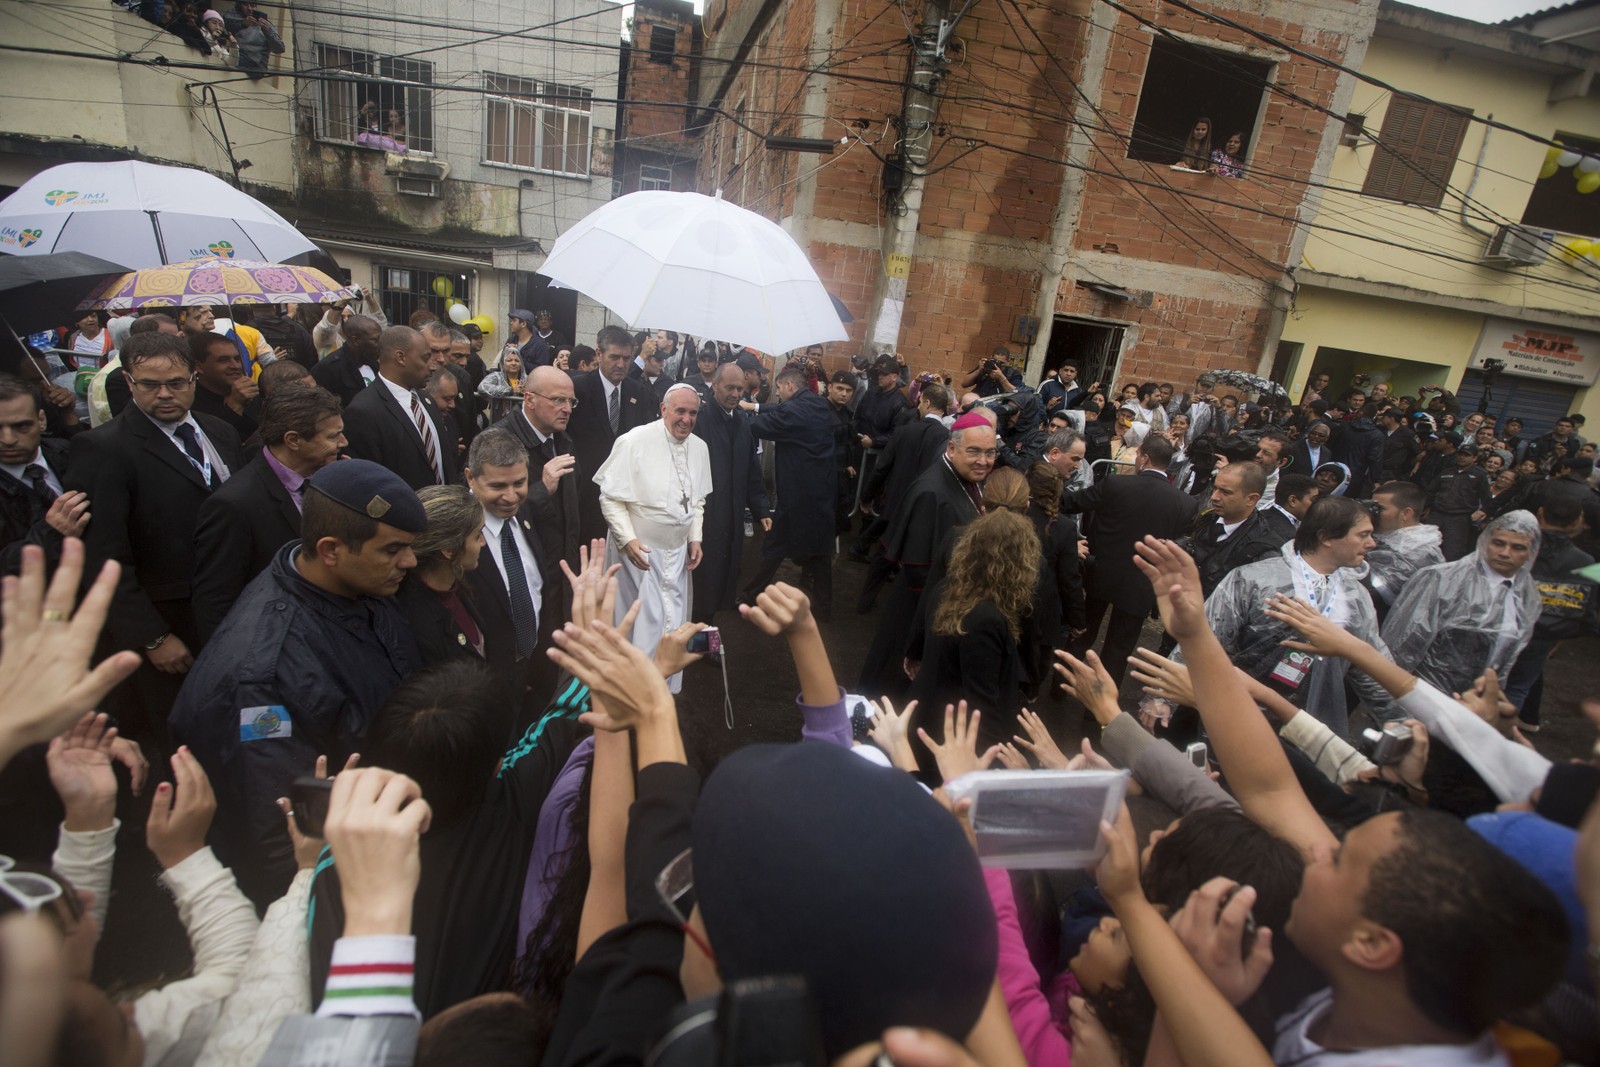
[
  {"xmin": 46, "ymin": 712, "xmax": 120, "ymax": 832},
  {"xmin": 1263, "ymin": 594, "xmax": 1355, "ymax": 658},
  {"xmin": 653, "ymin": 621, "xmax": 709, "ymax": 679},
  {"xmin": 276, "ymin": 753, "xmax": 356, "ymax": 871},
  {"xmin": 560, "ymin": 538, "xmax": 624, "ymax": 633},
  {"xmin": 146, "ymin": 747, "xmax": 217, "ymax": 870},
  {"xmin": 994, "ymin": 742, "xmax": 1030, "ymax": 770},
  {"xmin": 1127, "ymin": 648, "xmax": 1197, "ymax": 707},
  {"xmin": 738, "ymin": 581, "xmax": 815, "ymax": 637},
  {"xmin": 0, "ymin": 540, "xmax": 140, "ymax": 765},
  {"xmin": 1455, "ymin": 668, "xmax": 1517, "ymax": 734},
  {"xmin": 867, "ymin": 696, "xmax": 919, "ymax": 773},
  {"xmin": 1131, "ymin": 536, "xmax": 1206, "ymax": 641},
  {"xmin": 1092, "ymin": 808, "xmax": 1142, "ymax": 907},
  {"xmin": 548, "ymin": 609, "xmax": 668, "ymax": 733},
  {"xmin": 1053, "ymin": 649, "xmax": 1122, "ymax": 726},
  {"xmin": 1168, "ymin": 878, "xmax": 1274, "ymax": 1007},
  {"xmin": 916, "ymin": 700, "xmax": 999, "ymax": 784},
  {"xmin": 323, "ymin": 767, "xmax": 432, "ymax": 938},
  {"xmin": 1012, "ymin": 708, "xmax": 1070, "ymax": 769},
  {"xmin": 1066, "ymin": 737, "xmax": 1114, "ymax": 773}
]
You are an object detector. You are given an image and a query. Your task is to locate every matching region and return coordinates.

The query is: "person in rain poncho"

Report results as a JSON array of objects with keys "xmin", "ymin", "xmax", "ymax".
[
  {"xmin": 1362, "ymin": 479, "xmax": 1445, "ymax": 622},
  {"xmin": 595, "ymin": 383, "xmax": 713, "ymax": 694},
  {"xmin": 1380, "ymin": 510, "xmax": 1542, "ymax": 702},
  {"xmin": 997, "ymin": 389, "xmax": 1047, "ymax": 472},
  {"xmin": 1196, "ymin": 495, "xmax": 1391, "ymax": 736},
  {"xmin": 1312, "ymin": 460, "xmax": 1351, "ymax": 497}
]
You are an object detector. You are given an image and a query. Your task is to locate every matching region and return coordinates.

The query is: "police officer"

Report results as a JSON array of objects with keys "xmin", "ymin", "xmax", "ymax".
[{"xmin": 170, "ymin": 459, "xmax": 425, "ymax": 908}]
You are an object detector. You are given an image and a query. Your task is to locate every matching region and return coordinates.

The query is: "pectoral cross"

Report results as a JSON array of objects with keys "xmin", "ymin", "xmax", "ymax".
[{"xmin": 681, "ymin": 491, "xmax": 690, "ymax": 513}]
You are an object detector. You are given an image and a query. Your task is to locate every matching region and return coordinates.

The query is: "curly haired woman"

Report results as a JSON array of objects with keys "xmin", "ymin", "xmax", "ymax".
[{"xmin": 905, "ymin": 480, "xmax": 1040, "ymax": 749}]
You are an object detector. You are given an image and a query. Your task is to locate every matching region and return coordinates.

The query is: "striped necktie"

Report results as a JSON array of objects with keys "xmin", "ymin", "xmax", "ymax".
[{"xmin": 410, "ymin": 391, "xmax": 440, "ymax": 479}]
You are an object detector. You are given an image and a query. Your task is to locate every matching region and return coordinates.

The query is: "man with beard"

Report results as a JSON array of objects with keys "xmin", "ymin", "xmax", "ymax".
[{"xmin": 692, "ymin": 363, "xmax": 770, "ymax": 623}]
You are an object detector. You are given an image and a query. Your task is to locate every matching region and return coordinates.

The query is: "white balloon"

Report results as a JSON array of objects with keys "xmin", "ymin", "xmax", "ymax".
[
  {"xmin": 1578, "ymin": 156, "xmax": 1600, "ymax": 175},
  {"xmin": 448, "ymin": 302, "xmax": 470, "ymax": 324},
  {"xmin": 1558, "ymin": 150, "xmax": 1582, "ymax": 168}
]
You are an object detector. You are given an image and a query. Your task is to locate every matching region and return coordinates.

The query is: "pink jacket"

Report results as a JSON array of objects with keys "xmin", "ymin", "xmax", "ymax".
[{"xmin": 985, "ymin": 868, "xmax": 1078, "ymax": 1066}]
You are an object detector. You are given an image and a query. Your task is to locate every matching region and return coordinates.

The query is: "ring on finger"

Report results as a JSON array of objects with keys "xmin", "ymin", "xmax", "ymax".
[{"xmin": 42, "ymin": 609, "xmax": 69, "ymax": 623}]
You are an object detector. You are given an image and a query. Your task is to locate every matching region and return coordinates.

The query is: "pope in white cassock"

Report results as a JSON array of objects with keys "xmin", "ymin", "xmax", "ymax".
[{"xmin": 594, "ymin": 382, "xmax": 714, "ymax": 692}]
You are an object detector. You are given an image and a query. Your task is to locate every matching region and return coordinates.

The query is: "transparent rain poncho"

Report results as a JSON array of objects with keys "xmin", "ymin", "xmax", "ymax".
[
  {"xmin": 1380, "ymin": 510, "xmax": 1544, "ymax": 698},
  {"xmin": 1364, "ymin": 523, "xmax": 1446, "ymax": 610},
  {"xmin": 1198, "ymin": 541, "xmax": 1392, "ymax": 737}
]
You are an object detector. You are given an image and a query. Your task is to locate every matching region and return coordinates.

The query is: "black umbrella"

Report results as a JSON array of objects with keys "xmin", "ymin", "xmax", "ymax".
[
  {"xmin": 828, "ymin": 291, "xmax": 855, "ymax": 324},
  {"xmin": 0, "ymin": 251, "xmax": 130, "ymax": 333}
]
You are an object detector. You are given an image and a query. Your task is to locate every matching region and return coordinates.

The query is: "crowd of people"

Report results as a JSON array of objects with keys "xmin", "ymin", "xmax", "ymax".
[
  {"xmin": 0, "ymin": 292, "xmax": 1598, "ymax": 1067},
  {"xmin": 115, "ymin": 1, "xmax": 284, "ymax": 77}
]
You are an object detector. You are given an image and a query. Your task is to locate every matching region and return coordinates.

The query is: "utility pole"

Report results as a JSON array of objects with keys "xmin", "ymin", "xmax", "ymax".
[{"xmin": 863, "ymin": 0, "xmax": 961, "ymax": 359}]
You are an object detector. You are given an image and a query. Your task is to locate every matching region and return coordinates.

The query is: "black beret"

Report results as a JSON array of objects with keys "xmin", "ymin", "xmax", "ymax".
[
  {"xmin": 306, "ymin": 459, "xmax": 426, "ymax": 533},
  {"xmin": 692, "ymin": 744, "xmax": 997, "ymax": 1056}
]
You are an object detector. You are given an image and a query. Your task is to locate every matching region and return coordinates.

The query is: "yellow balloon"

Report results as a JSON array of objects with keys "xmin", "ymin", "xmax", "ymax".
[
  {"xmin": 1541, "ymin": 159, "xmax": 1560, "ymax": 180},
  {"xmin": 1547, "ymin": 144, "xmax": 1564, "ymax": 164},
  {"xmin": 1578, "ymin": 171, "xmax": 1600, "ymax": 194},
  {"xmin": 431, "ymin": 276, "xmax": 454, "ymax": 299},
  {"xmin": 470, "ymin": 314, "xmax": 495, "ymax": 335},
  {"xmin": 1570, "ymin": 239, "xmax": 1594, "ymax": 257}
]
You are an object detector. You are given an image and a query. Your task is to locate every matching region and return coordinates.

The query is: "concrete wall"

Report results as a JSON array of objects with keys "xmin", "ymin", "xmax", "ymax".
[{"xmin": 0, "ymin": 0, "xmax": 296, "ymax": 193}]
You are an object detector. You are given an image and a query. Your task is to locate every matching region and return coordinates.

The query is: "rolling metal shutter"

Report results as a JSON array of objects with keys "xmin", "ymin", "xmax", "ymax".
[{"xmin": 1454, "ymin": 370, "xmax": 1578, "ymax": 438}]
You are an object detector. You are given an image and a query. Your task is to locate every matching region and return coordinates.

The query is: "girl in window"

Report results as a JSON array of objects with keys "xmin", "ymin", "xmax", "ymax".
[
  {"xmin": 1211, "ymin": 131, "xmax": 1246, "ymax": 177},
  {"xmin": 1174, "ymin": 116, "xmax": 1212, "ymax": 171}
]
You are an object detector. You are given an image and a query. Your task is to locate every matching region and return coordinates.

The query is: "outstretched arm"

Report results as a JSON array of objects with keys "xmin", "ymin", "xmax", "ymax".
[{"xmin": 1133, "ymin": 537, "xmax": 1337, "ymax": 856}]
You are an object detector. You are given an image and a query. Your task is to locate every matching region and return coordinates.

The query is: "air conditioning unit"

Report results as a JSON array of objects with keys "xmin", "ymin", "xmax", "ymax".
[
  {"xmin": 1482, "ymin": 224, "xmax": 1550, "ymax": 266},
  {"xmin": 394, "ymin": 176, "xmax": 440, "ymax": 198}
]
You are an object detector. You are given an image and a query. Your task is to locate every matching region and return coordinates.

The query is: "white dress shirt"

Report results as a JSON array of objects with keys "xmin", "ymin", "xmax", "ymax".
[
  {"xmin": 378, "ymin": 372, "xmax": 445, "ymax": 482},
  {"xmin": 481, "ymin": 510, "xmax": 543, "ymax": 619}
]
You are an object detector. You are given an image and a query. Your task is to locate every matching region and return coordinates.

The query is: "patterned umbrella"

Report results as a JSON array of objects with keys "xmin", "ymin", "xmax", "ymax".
[{"xmin": 77, "ymin": 256, "xmax": 357, "ymax": 310}]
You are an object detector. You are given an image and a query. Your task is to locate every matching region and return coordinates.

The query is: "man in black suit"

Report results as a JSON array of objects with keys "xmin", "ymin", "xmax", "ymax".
[
  {"xmin": 463, "ymin": 428, "xmax": 557, "ymax": 721},
  {"xmin": 852, "ymin": 383, "xmax": 951, "ymax": 609},
  {"xmin": 342, "ymin": 325, "xmax": 459, "ymax": 491},
  {"xmin": 568, "ymin": 324, "xmax": 656, "ymax": 541},
  {"xmin": 0, "ymin": 374, "xmax": 85, "ymax": 567},
  {"xmin": 1061, "ymin": 434, "xmax": 1197, "ymax": 684},
  {"xmin": 311, "ymin": 314, "xmax": 381, "ymax": 407},
  {"xmin": 742, "ymin": 366, "xmax": 841, "ymax": 618},
  {"xmin": 1377, "ymin": 407, "xmax": 1419, "ymax": 484},
  {"xmin": 66, "ymin": 331, "xmax": 243, "ymax": 744},
  {"xmin": 192, "ymin": 384, "xmax": 346, "ymax": 641},
  {"xmin": 693, "ymin": 363, "xmax": 770, "ymax": 623},
  {"xmin": 1190, "ymin": 462, "xmax": 1288, "ymax": 596},
  {"xmin": 492, "ymin": 364, "xmax": 581, "ymax": 596}
]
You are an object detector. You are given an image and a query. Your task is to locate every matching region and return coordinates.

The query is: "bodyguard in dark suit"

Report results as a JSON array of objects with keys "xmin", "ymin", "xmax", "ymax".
[
  {"xmin": 852, "ymin": 385, "xmax": 952, "ymax": 609},
  {"xmin": 567, "ymin": 325, "xmax": 656, "ymax": 541},
  {"xmin": 693, "ymin": 363, "xmax": 770, "ymax": 622},
  {"xmin": 493, "ymin": 365, "xmax": 582, "ymax": 598},
  {"xmin": 463, "ymin": 428, "xmax": 559, "ymax": 722},
  {"xmin": 743, "ymin": 367, "xmax": 842, "ymax": 617},
  {"xmin": 66, "ymin": 332, "xmax": 242, "ymax": 744},
  {"xmin": 0, "ymin": 375, "xmax": 77, "ymax": 565},
  {"xmin": 1061, "ymin": 434, "xmax": 1197, "ymax": 684},
  {"xmin": 311, "ymin": 314, "xmax": 382, "ymax": 408},
  {"xmin": 342, "ymin": 325, "xmax": 459, "ymax": 491},
  {"xmin": 192, "ymin": 385, "xmax": 347, "ymax": 642},
  {"xmin": 1377, "ymin": 409, "xmax": 1420, "ymax": 484}
]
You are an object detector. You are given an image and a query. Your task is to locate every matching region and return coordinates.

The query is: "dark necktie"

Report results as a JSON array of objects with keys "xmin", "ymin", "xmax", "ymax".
[
  {"xmin": 22, "ymin": 463, "xmax": 55, "ymax": 506},
  {"xmin": 172, "ymin": 423, "xmax": 212, "ymax": 485},
  {"xmin": 541, "ymin": 437, "xmax": 556, "ymax": 463},
  {"xmin": 500, "ymin": 521, "xmax": 538, "ymax": 660},
  {"xmin": 608, "ymin": 386, "xmax": 620, "ymax": 434}
]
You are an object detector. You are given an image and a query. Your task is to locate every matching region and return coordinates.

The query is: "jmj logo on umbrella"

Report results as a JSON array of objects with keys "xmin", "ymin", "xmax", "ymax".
[
  {"xmin": 0, "ymin": 227, "xmax": 43, "ymax": 248},
  {"xmin": 44, "ymin": 189, "xmax": 79, "ymax": 206},
  {"xmin": 203, "ymin": 241, "xmax": 236, "ymax": 258}
]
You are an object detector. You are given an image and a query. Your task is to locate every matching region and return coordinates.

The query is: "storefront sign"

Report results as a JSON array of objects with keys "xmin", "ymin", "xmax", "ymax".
[{"xmin": 1470, "ymin": 318, "xmax": 1600, "ymax": 386}]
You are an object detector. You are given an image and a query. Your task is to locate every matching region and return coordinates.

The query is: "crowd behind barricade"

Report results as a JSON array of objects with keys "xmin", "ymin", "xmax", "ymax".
[{"xmin": 4, "ymin": 289, "xmax": 1600, "ymax": 1067}]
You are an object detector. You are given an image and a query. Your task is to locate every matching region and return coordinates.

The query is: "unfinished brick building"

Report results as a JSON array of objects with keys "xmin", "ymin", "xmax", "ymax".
[{"xmin": 672, "ymin": 0, "xmax": 1380, "ymax": 387}]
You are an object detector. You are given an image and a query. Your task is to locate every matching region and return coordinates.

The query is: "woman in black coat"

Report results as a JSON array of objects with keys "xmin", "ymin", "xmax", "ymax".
[
  {"xmin": 906, "ymin": 502, "xmax": 1040, "ymax": 755},
  {"xmin": 393, "ymin": 484, "xmax": 489, "ymax": 665}
]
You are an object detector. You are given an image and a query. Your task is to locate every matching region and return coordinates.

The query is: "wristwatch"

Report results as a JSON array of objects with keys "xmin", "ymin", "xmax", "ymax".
[{"xmin": 145, "ymin": 633, "xmax": 170, "ymax": 651}]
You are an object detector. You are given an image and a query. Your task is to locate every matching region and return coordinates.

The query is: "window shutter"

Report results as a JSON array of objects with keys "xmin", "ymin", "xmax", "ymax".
[{"xmin": 1362, "ymin": 96, "xmax": 1471, "ymax": 208}]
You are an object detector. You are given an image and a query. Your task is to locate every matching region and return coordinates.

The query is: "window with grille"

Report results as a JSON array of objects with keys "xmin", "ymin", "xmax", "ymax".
[
  {"xmin": 649, "ymin": 26, "xmax": 676, "ymax": 63},
  {"xmin": 315, "ymin": 44, "xmax": 434, "ymax": 154},
  {"xmin": 1361, "ymin": 96, "xmax": 1471, "ymax": 208},
  {"xmin": 484, "ymin": 74, "xmax": 594, "ymax": 177},
  {"xmin": 639, "ymin": 165, "xmax": 673, "ymax": 191}
]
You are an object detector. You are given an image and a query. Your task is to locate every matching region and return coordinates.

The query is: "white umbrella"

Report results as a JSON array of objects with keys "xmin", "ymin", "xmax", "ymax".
[
  {"xmin": 538, "ymin": 190, "xmax": 847, "ymax": 354},
  {"xmin": 0, "ymin": 161, "xmax": 316, "ymax": 268}
]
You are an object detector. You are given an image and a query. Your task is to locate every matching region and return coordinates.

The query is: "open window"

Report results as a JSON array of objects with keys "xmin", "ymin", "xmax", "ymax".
[
  {"xmin": 1521, "ymin": 131, "xmax": 1600, "ymax": 238},
  {"xmin": 1360, "ymin": 95, "xmax": 1470, "ymax": 208},
  {"xmin": 649, "ymin": 25, "xmax": 677, "ymax": 63},
  {"xmin": 1126, "ymin": 37, "xmax": 1272, "ymax": 171},
  {"xmin": 316, "ymin": 44, "xmax": 434, "ymax": 154}
]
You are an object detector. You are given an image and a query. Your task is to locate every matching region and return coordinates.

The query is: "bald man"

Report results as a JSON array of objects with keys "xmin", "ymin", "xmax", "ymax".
[{"xmin": 493, "ymin": 364, "xmax": 581, "ymax": 581}]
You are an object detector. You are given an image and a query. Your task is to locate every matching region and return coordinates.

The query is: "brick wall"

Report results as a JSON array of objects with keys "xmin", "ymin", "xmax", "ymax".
[
  {"xmin": 693, "ymin": 0, "xmax": 1363, "ymax": 378},
  {"xmin": 623, "ymin": 0, "xmax": 699, "ymax": 147}
]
